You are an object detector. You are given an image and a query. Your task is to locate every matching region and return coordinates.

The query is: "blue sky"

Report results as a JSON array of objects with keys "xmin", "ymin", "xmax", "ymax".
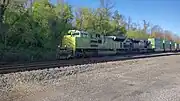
[{"xmin": 51, "ymin": 0, "xmax": 180, "ymax": 35}]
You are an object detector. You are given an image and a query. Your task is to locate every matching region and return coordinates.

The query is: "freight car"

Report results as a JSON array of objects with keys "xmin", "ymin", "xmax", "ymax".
[
  {"xmin": 175, "ymin": 43, "xmax": 180, "ymax": 51},
  {"xmin": 148, "ymin": 38, "xmax": 180, "ymax": 52},
  {"xmin": 164, "ymin": 39, "xmax": 171, "ymax": 52},
  {"xmin": 56, "ymin": 30, "xmax": 179, "ymax": 59}
]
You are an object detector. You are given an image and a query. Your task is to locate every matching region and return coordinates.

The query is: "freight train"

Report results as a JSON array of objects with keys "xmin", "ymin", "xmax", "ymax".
[{"xmin": 56, "ymin": 30, "xmax": 180, "ymax": 59}]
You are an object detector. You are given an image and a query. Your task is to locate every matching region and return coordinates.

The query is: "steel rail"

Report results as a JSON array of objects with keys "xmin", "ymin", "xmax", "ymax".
[{"xmin": 0, "ymin": 52, "xmax": 179, "ymax": 74}]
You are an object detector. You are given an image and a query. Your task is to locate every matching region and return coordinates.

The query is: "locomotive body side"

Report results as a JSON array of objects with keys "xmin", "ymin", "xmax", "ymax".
[{"xmin": 60, "ymin": 30, "xmax": 127, "ymax": 58}]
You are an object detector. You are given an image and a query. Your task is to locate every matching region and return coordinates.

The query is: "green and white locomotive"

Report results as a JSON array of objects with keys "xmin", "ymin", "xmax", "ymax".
[{"xmin": 58, "ymin": 30, "xmax": 127, "ymax": 58}]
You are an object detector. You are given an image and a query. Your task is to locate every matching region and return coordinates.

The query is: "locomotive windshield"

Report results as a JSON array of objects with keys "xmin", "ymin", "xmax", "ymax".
[{"xmin": 72, "ymin": 32, "xmax": 80, "ymax": 36}]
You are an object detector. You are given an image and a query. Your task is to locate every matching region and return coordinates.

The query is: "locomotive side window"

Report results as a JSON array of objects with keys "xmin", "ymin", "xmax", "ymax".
[
  {"xmin": 96, "ymin": 34, "xmax": 101, "ymax": 38},
  {"xmin": 81, "ymin": 33, "xmax": 89, "ymax": 37},
  {"xmin": 72, "ymin": 32, "xmax": 79, "ymax": 35},
  {"xmin": 72, "ymin": 32, "xmax": 80, "ymax": 37}
]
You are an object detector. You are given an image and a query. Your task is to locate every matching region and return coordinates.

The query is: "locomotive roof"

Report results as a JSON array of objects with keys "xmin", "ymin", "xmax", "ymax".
[
  {"xmin": 107, "ymin": 36, "xmax": 127, "ymax": 42},
  {"xmin": 68, "ymin": 30, "xmax": 89, "ymax": 34},
  {"xmin": 129, "ymin": 38, "xmax": 149, "ymax": 43},
  {"xmin": 107, "ymin": 36, "xmax": 126, "ymax": 39}
]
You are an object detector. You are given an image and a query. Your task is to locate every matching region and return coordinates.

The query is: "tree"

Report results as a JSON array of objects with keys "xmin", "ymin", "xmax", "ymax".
[
  {"xmin": 111, "ymin": 10, "xmax": 126, "ymax": 36},
  {"xmin": 75, "ymin": 8, "xmax": 83, "ymax": 30},
  {"xmin": 127, "ymin": 16, "xmax": 131, "ymax": 30},
  {"xmin": 150, "ymin": 25, "xmax": 163, "ymax": 38},
  {"xmin": 142, "ymin": 20, "xmax": 150, "ymax": 33},
  {"xmin": 97, "ymin": 0, "xmax": 114, "ymax": 35},
  {"xmin": 99, "ymin": 0, "xmax": 114, "ymax": 13},
  {"xmin": 0, "ymin": 0, "xmax": 10, "ymax": 25},
  {"xmin": 32, "ymin": 0, "xmax": 73, "ymax": 49},
  {"xmin": 163, "ymin": 30, "xmax": 173, "ymax": 41},
  {"xmin": 75, "ymin": 7, "xmax": 95, "ymax": 31},
  {"xmin": 56, "ymin": 0, "xmax": 64, "ymax": 4}
]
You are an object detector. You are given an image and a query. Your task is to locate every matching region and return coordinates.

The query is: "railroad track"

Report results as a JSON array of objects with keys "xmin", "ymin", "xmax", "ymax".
[{"xmin": 0, "ymin": 52, "xmax": 180, "ymax": 74}]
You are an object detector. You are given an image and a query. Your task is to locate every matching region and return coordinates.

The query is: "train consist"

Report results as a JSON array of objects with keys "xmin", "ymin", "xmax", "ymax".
[{"xmin": 56, "ymin": 30, "xmax": 180, "ymax": 59}]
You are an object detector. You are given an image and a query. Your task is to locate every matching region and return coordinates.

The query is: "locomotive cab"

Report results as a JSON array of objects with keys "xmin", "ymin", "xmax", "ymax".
[{"xmin": 60, "ymin": 30, "xmax": 105, "ymax": 58}]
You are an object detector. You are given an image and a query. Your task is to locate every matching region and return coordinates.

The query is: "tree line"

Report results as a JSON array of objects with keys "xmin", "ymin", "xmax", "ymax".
[{"xmin": 0, "ymin": 0, "xmax": 179, "ymax": 62}]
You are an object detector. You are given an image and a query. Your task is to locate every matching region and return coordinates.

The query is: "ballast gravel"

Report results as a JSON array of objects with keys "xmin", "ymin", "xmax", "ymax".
[{"xmin": 1, "ymin": 54, "xmax": 180, "ymax": 101}]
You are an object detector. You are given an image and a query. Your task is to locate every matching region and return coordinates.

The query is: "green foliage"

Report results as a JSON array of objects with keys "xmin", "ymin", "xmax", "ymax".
[
  {"xmin": 75, "ymin": 8, "xmax": 95, "ymax": 31},
  {"xmin": 110, "ymin": 10, "xmax": 127, "ymax": 36},
  {"xmin": 0, "ymin": 0, "xmax": 179, "ymax": 62},
  {"xmin": 0, "ymin": 0, "xmax": 73, "ymax": 62},
  {"xmin": 127, "ymin": 30, "xmax": 149, "ymax": 39},
  {"xmin": 74, "ymin": 8, "xmax": 126, "ymax": 36}
]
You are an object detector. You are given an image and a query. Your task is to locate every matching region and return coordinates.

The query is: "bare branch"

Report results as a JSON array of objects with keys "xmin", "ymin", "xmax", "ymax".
[
  {"xmin": 57, "ymin": 0, "xmax": 64, "ymax": 4},
  {"xmin": 75, "ymin": 8, "xmax": 83, "ymax": 30},
  {"xmin": 143, "ymin": 20, "xmax": 150, "ymax": 33},
  {"xmin": 127, "ymin": 16, "xmax": 131, "ymax": 30},
  {"xmin": 99, "ymin": 0, "xmax": 115, "ymax": 11}
]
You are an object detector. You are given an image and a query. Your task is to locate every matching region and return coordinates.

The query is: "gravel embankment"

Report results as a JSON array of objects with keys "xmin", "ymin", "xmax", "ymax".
[{"xmin": 1, "ymin": 55, "xmax": 180, "ymax": 101}]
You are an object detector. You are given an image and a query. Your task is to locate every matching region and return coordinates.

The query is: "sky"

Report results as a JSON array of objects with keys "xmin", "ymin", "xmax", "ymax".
[{"xmin": 50, "ymin": 0, "xmax": 180, "ymax": 35}]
